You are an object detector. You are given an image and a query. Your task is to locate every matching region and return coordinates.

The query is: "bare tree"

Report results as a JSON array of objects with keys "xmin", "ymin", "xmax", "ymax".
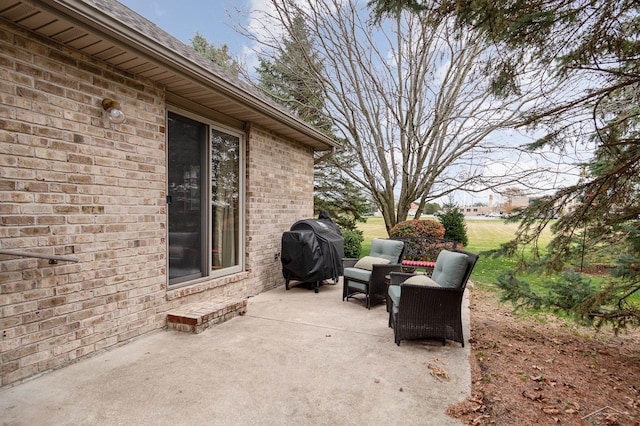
[{"xmin": 244, "ymin": 0, "xmax": 555, "ymax": 233}]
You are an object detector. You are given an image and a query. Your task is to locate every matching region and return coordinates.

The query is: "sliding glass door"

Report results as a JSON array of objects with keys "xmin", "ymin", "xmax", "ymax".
[
  {"xmin": 211, "ymin": 129, "xmax": 240, "ymax": 270},
  {"xmin": 167, "ymin": 111, "xmax": 244, "ymax": 286}
]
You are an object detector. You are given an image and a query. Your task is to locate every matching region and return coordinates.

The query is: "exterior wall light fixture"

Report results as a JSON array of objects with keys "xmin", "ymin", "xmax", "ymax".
[{"xmin": 101, "ymin": 98, "xmax": 126, "ymax": 124}]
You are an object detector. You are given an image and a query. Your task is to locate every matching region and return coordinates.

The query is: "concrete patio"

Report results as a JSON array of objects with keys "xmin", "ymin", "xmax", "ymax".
[{"xmin": 0, "ymin": 280, "xmax": 471, "ymax": 425}]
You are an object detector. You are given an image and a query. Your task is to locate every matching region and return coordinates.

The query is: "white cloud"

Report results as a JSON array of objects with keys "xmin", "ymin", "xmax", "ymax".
[{"xmin": 237, "ymin": 0, "xmax": 282, "ymax": 74}]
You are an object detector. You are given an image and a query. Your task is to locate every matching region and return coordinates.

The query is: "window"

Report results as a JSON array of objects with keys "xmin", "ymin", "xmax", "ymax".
[{"xmin": 167, "ymin": 111, "xmax": 244, "ymax": 286}]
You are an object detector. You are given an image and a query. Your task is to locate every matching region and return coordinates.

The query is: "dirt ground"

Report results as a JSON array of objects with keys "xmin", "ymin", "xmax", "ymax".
[{"xmin": 447, "ymin": 285, "xmax": 640, "ymax": 425}]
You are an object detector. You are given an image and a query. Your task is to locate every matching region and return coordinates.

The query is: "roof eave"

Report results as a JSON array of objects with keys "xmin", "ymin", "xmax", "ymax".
[{"xmin": 33, "ymin": 0, "xmax": 339, "ymax": 151}]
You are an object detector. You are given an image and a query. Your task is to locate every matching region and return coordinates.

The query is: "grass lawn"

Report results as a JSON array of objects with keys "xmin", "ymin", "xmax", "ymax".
[
  {"xmin": 356, "ymin": 216, "xmax": 638, "ymax": 325},
  {"xmin": 356, "ymin": 216, "xmax": 553, "ymax": 287}
]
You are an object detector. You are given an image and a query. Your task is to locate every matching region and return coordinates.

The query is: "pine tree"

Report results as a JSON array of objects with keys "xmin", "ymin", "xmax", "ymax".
[
  {"xmin": 438, "ymin": 204, "xmax": 469, "ymax": 247},
  {"xmin": 370, "ymin": 0, "xmax": 640, "ymax": 330},
  {"xmin": 191, "ymin": 33, "xmax": 240, "ymax": 76},
  {"xmin": 255, "ymin": 12, "xmax": 370, "ymax": 231}
]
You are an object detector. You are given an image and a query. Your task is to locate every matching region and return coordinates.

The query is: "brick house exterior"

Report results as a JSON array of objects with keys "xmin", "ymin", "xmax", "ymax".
[{"xmin": 0, "ymin": 0, "xmax": 337, "ymax": 387}]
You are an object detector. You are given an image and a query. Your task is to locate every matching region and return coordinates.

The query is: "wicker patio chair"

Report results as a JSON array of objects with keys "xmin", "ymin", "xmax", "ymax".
[
  {"xmin": 342, "ymin": 238, "xmax": 406, "ymax": 309},
  {"xmin": 387, "ymin": 249, "xmax": 479, "ymax": 346}
]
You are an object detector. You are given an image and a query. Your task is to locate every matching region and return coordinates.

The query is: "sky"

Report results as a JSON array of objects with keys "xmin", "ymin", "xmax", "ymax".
[
  {"xmin": 118, "ymin": 0, "xmax": 254, "ymax": 59},
  {"xmin": 117, "ymin": 0, "xmax": 585, "ymax": 207}
]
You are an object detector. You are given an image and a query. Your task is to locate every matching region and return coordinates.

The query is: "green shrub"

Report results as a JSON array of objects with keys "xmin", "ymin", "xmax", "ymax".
[
  {"xmin": 342, "ymin": 229, "xmax": 364, "ymax": 258},
  {"xmin": 438, "ymin": 204, "xmax": 469, "ymax": 246},
  {"xmin": 389, "ymin": 219, "xmax": 445, "ymax": 239}
]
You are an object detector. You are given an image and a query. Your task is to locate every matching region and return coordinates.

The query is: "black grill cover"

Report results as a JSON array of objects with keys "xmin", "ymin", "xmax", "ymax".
[{"xmin": 281, "ymin": 218, "xmax": 344, "ymax": 285}]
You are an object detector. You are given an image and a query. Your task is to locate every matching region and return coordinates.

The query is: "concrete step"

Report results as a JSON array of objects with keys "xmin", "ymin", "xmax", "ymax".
[{"xmin": 166, "ymin": 299, "xmax": 247, "ymax": 333}]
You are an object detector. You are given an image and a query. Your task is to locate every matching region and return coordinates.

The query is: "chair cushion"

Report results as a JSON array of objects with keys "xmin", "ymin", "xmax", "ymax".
[
  {"xmin": 343, "ymin": 267, "xmax": 372, "ymax": 282},
  {"xmin": 431, "ymin": 250, "xmax": 468, "ymax": 288},
  {"xmin": 369, "ymin": 238, "xmax": 404, "ymax": 263},
  {"xmin": 388, "ymin": 284, "xmax": 401, "ymax": 307},
  {"xmin": 403, "ymin": 275, "xmax": 440, "ymax": 287},
  {"xmin": 347, "ymin": 281, "xmax": 368, "ymax": 292},
  {"xmin": 354, "ymin": 255, "xmax": 390, "ymax": 271}
]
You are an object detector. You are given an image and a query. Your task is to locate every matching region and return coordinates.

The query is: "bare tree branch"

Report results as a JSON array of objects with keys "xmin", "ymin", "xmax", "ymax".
[{"xmin": 243, "ymin": 0, "xmax": 561, "ymax": 232}]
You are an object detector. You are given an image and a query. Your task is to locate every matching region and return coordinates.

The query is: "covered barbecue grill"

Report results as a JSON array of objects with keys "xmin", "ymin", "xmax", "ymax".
[{"xmin": 281, "ymin": 216, "xmax": 344, "ymax": 293}]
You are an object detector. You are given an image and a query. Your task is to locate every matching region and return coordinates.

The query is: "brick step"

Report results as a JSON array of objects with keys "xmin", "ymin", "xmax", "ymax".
[{"xmin": 167, "ymin": 299, "xmax": 248, "ymax": 333}]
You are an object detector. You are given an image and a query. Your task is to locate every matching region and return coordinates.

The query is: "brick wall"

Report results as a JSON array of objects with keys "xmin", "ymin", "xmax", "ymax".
[
  {"xmin": 245, "ymin": 125, "xmax": 315, "ymax": 293},
  {"xmin": 0, "ymin": 20, "xmax": 315, "ymax": 387},
  {"xmin": 0, "ymin": 21, "xmax": 167, "ymax": 386}
]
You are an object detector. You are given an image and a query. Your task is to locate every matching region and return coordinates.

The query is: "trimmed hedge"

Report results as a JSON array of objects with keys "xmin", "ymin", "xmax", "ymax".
[
  {"xmin": 389, "ymin": 219, "xmax": 445, "ymax": 239},
  {"xmin": 342, "ymin": 229, "xmax": 364, "ymax": 258}
]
